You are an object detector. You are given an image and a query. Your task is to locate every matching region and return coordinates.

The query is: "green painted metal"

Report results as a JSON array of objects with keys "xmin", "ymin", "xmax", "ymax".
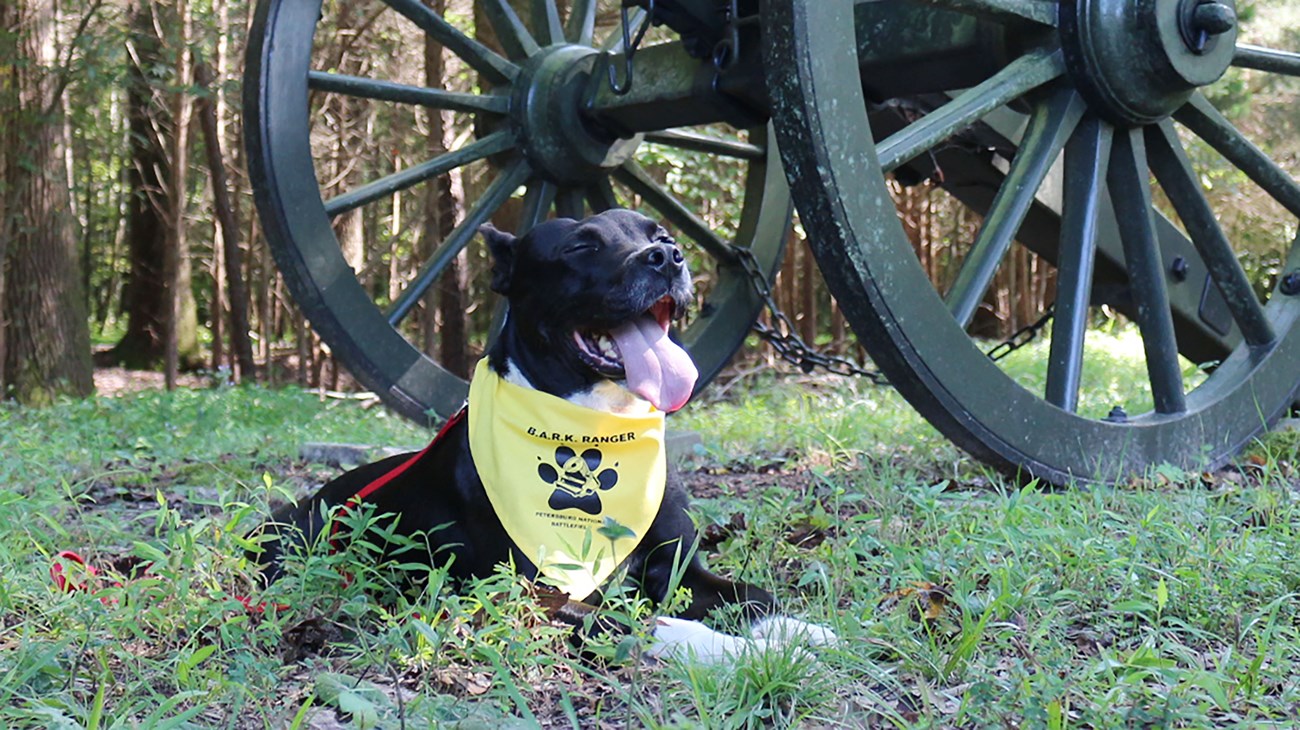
[
  {"xmin": 324, "ymin": 131, "xmax": 516, "ymax": 217},
  {"xmin": 924, "ymin": 0, "xmax": 1059, "ymax": 27},
  {"xmin": 306, "ymin": 71, "xmax": 510, "ymax": 114},
  {"xmin": 877, "ymin": 49, "xmax": 1067, "ymax": 173},
  {"xmin": 245, "ymin": 0, "xmax": 789, "ymax": 424},
  {"xmin": 874, "ymin": 93, "xmax": 1242, "ymax": 364},
  {"xmin": 766, "ymin": 0, "xmax": 1300, "ymax": 484},
  {"xmin": 1146, "ymin": 120, "xmax": 1274, "ymax": 347},
  {"xmin": 482, "ymin": 0, "xmax": 541, "ymax": 60},
  {"xmin": 382, "ymin": 0, "xmax": 518, "ymax": 84},
  {"xmin": 387, "ymin": 160, "xmax": 533, "ymax": 327},
  {"xmin": 1108, "ymin": 127, "xmax": 1186, "ymax": 415},
  {"xmin": 1060, "ymin": 0, "xmax": 1237, "ymax": 125},
  {"xmin": 585, "ymin": 41, "xmax": 766, "ymax": 135},
  {"xmin": 1174, "ymin": 94, "xmax": 1300, "ymax": 219},
  {"xmin": 944, "ymin": 87, "xmax": 1084, "ymax": 328},
  {"xmin": 1233, "ymin": 44, "xmax": 1300, "ymax": 76},
  {"xmin": 1046, "ymin": 115, "xmax": 1111, "ymax": 412}
]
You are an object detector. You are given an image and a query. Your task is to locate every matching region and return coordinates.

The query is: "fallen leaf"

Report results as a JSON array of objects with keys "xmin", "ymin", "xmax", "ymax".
[{"xmin": 880, "ymin": 581, "xmax": 954, "ymax": 622}]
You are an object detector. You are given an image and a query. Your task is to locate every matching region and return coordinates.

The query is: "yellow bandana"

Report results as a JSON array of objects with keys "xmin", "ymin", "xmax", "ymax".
[{"xmin": 467, "ymin": 358, "xmax": 667, "ymax": 599}]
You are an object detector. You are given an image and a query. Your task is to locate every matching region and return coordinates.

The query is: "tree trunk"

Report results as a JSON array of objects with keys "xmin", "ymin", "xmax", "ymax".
[
  {"xmin": 423, "ymin": 0, "xmax": 468, "ymax": 377},
  {"xmin": 196, "ymin": 60, "xmax": 255, "ymax": 380},
  {"xmin": 0, "ymin": 0, "xmax": 94, "ymax": 403},
  {"xmin": 799, "ymin": 235, "xmax": 818, "ymax": 346},
  {"xmin": 162, "ymin": 0, "xmax": 194, "ymax": 389},
  {"xmin": 105, "ymin": 0, "xmax": 199, "ymax": 371}
]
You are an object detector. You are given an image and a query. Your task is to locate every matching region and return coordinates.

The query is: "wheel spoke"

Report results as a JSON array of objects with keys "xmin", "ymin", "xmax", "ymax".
[
  {"xmin": 556, "ymin": 186, "xmax": 586, "ymax": 219},
  {"xmin": 878, "ymin": 49, "xmax": 1067, "ymax": 172},
  {"xmin": 324, "ymin": 131, "xmax": 515, "ymax": 218},
  {"xmin": 388, "ymin": 160, "xmax": 531, "ymax": 326},
  {"xmin": 644, "ymin": 130, "xmax": 765, "ymax": 161},
  {"xmin": 381, "ymin": 0, "xmax": 518, "ymax": 85},
  {"xmin": 566, "ymin": 0, "xmax": 597, "ymax": 45},
  {"xmin": 518, "ymin": 178, "xmax": 557, "ymax": 235},
  {"xmin": 1107, "ymin": 128, "xmax": 1186, "ymax": 415},
  {"xmin": 307, "ymin": 71, "xmax": 508, "ymax": 114},
  {"xmin": 614, "ymin": 161, "xmax": 736, "ymax": 263},
  {"xmin": 532, "ymin": 0, "xmax": 564, "ymax": 47},
  {"xmin": 1146, "ymin": 121, "xmax": 1275, "ymax": 348},
  {"xmin": 1046, "ymin": 116, "xmax": 1112, "ymax": 412},
  {"xmin": 481, "ymin": 0, "xmax": 541, "ymax": 61},
  {"xmin": 586, "ymin": 179, "xmax": 620, "ymax": 213},
  {"xmin": 601, "ymin": 8, "xmax": 646, "ymax": 52},
  {"xmin": 1233, "ymin": 44, "xmax": 1300, "ymax": 77},
  {"xmin": 919, "ymin": 0, "xmax": 1057, "ymax": 27},
  {"xmin": 1174, "ymin": 94, "xmax": 1300, "ymax": 218},
  {"xmin": 946, "ymin": 88, "xmax": 1085, "ymax": 328}
]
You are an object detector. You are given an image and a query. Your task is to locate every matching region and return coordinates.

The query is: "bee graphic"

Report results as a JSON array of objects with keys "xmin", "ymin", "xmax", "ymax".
[{"xmin": 538, "ymin": 446, "xmax": 618, "ymax": 515}]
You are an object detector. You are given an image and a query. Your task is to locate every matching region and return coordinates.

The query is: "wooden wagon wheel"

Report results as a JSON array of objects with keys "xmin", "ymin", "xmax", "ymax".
[
  {"xmin": 767, "ymin": 0, "xmax": 1300, "ymax": 484},
  {"xmin": 245, "ymin": 0, "xmax": 789, "ymax": 423}
]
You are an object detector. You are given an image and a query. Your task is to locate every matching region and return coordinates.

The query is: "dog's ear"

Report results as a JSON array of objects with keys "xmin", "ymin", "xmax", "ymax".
[{"xmin": 479, "ymin": 223, "xmax": 516, "ymax": 295}]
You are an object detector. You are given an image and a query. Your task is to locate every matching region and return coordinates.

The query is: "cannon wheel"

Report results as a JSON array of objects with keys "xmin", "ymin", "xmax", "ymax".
[
  {"xmin": 767, "ymin": 0, "xmax": 1300, "ymax": 484},
  {"xmin": 245, "ymin": 0, "xmax": 789, "ymax": 423}
]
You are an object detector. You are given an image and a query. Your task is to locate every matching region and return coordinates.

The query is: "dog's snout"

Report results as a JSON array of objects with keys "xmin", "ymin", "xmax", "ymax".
[{"xmin": 641, "ymin": 244, "xmax": 684, "ymax": 274}]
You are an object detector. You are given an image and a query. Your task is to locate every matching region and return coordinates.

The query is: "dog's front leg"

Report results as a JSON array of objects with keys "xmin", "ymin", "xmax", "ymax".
[
  {"xmin": 640, "ymin": 544, "xmax": 838, "ymax": 664},
  {"xmin": 641, "ymin": 550, "xmax": 782, "ymax": 664}
]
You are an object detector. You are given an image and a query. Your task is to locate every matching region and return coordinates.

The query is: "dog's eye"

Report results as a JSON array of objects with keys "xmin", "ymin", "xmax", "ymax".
[{"xmin": 564, "ymin": 242, "xmax": 600, "ymax": 255}]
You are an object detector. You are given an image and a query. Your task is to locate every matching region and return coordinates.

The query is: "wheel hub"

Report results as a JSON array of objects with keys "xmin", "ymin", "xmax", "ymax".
[
  {"xmin": 1061, "ymin": 0, "xmax": 1238, "ymax": 125},
  {"xmin": 511, "ymin": 45, "xmax": 642, "ymax": 185}
]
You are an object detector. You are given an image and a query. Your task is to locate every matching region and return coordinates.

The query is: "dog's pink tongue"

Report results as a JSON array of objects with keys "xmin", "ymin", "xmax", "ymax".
[{"xmin": 610, "ymin": 315, "xmax": 698, "ymax": 412}]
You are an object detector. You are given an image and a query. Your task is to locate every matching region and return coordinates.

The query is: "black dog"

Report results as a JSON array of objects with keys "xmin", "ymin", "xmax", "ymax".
[{"xmin": 253, "ymin": 209, "xmax": 832, "ymax": 662}]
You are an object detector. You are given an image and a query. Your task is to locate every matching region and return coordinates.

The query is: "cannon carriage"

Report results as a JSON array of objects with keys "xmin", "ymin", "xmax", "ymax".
[{"xmin": 245, "ymin": 0, "xmax": 1300, "ymax": 484}]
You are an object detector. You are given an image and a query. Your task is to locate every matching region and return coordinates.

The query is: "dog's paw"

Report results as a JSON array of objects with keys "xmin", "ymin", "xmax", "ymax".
[
  {"xmin": 646, "ymin": 617, "xmax": 755, "ymax": 665},
  {"xmin": 750, "ymin": 616, "xmax": 839, "ymax": 648}
]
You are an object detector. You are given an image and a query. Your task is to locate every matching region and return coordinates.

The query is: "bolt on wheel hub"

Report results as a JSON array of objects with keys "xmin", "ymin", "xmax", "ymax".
[
  {"xmin": 1061, "ymin": 0, "xmax": 1237, "ymax": 126},
  {"xmin": 510, "ymin": 45, "xmax": 642, "ymax": 185}
]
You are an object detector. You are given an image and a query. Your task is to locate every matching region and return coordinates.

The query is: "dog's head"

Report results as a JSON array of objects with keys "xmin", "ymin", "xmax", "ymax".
[{"xmin": 479, "ymin": 209, "xmax": 698, "ymax": 412}]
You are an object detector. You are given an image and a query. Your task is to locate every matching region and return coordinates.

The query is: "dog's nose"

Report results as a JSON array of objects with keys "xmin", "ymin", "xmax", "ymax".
[{"xmin": 641, "ymin": 244, "xmax": 685, "ymax": 274}]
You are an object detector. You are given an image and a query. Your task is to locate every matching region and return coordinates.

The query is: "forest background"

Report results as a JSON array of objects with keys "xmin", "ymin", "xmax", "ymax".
[{"xmin": 0, "ymin": 0, "xmax": 1296, "ymax": 407}]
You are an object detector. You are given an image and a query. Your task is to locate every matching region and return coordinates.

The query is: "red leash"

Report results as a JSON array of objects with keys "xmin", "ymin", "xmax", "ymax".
[
  {"xmin": 328, "ymin": 407, "xmax": 467, "ymax": 550},
  {"xmin": 49, "ymin": 550, "xmax": 122, "ymax": 605}
]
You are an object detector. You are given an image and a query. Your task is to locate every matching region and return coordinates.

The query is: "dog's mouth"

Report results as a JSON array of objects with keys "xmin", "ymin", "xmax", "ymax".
[{"xmin": 572, "ymin": 296, "xmax": 698, "ymax": 412}]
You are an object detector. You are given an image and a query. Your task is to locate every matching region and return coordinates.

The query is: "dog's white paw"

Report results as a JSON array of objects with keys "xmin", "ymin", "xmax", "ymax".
[
  {"xmin": 750, "ymin": 615, "xmax": 839, "ymax": 648},
  {"xmin": 646, "ymin": 617, "xmax": 758, "ymax": 665}
]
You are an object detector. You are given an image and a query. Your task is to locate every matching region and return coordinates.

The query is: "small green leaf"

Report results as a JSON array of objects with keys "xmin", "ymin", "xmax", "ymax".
[
  {"xmin": 132, "ymin": 541, "xmax": 168, "ymax": 563},
  {"xmin": 614, "ymin": 635, "xmax": 639, "ymax": 663},
  {"xmin": 1047, "ymin": 699, "xmax": 1064, "ymax": 730},
  {"xmin": 315, "ymin": 673, "xmax": 390, "ymax": 729},
  {"xmin": 177, "ymin": 644, "xmax": 217, "ymax": 684},
  {"xmin": 1190, "ymin": 671, "xmax": 1231, "ymax": 709},
  {"xmin": 598, "ymin": 517, "xmax": 636, "ymax": 542},
  {"xmin": 1111, "ymin": 599, "xmax": 1155, "ymax": 615}
]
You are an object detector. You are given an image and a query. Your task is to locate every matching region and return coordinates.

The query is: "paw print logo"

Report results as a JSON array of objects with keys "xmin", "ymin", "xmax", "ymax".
[{"xmin": 538, "ymin": 446, "xmax": 619, "ymax": 515}]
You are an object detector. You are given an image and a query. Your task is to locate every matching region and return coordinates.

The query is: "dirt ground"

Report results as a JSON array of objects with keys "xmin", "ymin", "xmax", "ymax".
[{"xmin": 93, "ymin": 367, "xmax": 211, "ymax": 396}]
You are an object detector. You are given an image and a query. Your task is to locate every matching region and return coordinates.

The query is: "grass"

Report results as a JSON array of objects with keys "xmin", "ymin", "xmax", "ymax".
[{"xmin": 2, "ymin": 331, "xmax": 1299, "ymax": 728}]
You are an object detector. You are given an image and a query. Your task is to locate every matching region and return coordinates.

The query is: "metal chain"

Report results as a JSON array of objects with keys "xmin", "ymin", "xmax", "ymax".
[
  {"xmin": 730, "ymin": 245, "xmax": 892, "ymax": 385},
  {"xmin": 608, "ymin": 0, "xmax": 655, "ymax": 96},
  {"xmin": 984, "ymin": 305, "xmax": 1055, "ymax": 362},
  {"xmin": 729, "ymin": 244, "xmax": 1056, "ymax": 382}
]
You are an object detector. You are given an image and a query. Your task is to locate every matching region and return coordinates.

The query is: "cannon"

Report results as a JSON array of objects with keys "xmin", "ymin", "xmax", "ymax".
[{"xmin": 245, "ymin": 0, "xmax": 1300, "ymax": 484}]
